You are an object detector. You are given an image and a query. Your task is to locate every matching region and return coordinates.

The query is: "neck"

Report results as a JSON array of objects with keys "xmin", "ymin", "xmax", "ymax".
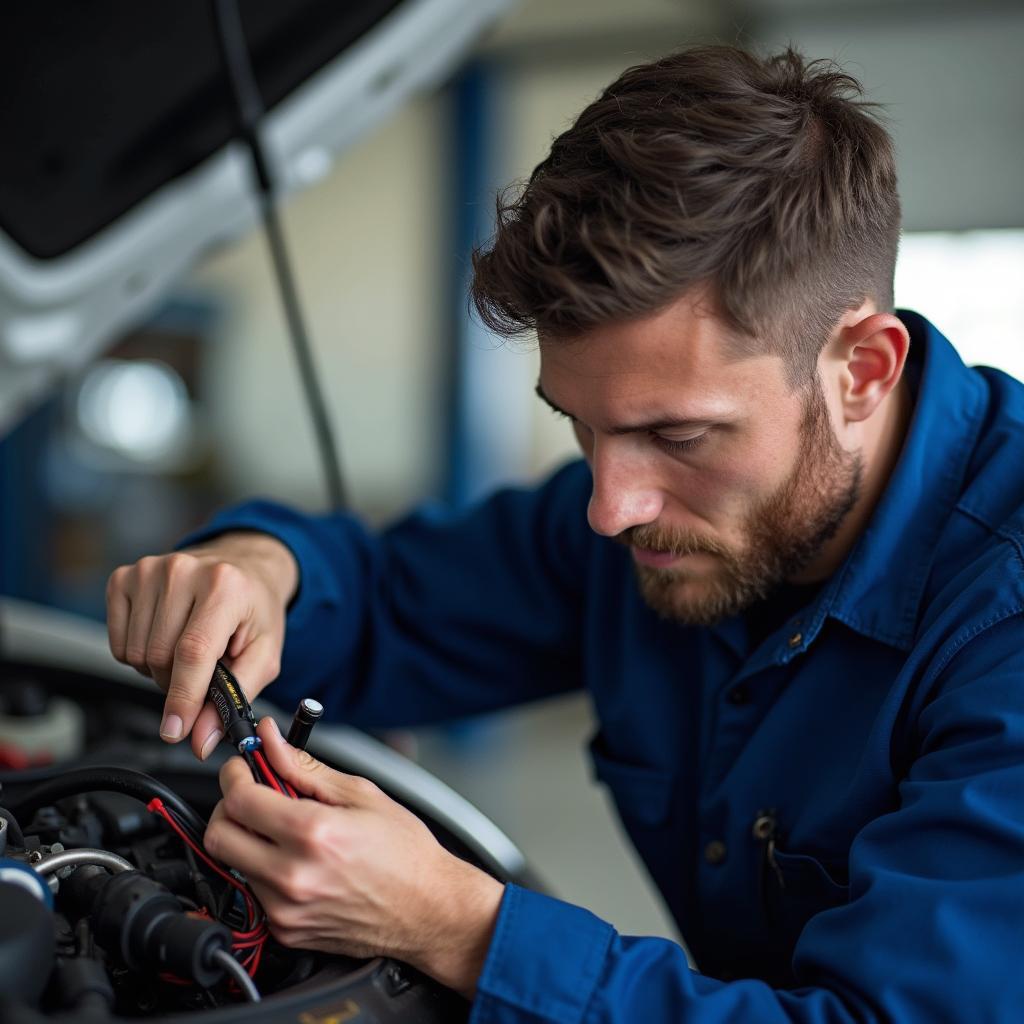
[{"xmin": 791, "ymin": 374, "xmax": 913, "ymax": 584}]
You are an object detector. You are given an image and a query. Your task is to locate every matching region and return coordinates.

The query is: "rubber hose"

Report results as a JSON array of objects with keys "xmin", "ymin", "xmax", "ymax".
[
  {"xmin": 11, "ymin": 766, "xmax": 207, "ymax": 838},
  {"xmin": 0, "ymin": 805, "xmax": 25, "ymax": 846}
]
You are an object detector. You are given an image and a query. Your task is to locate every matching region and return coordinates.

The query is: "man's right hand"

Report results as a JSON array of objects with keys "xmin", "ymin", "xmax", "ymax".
[{"xmin": 105, "ymin": 532, "xmax": 299, "ymax": 760}]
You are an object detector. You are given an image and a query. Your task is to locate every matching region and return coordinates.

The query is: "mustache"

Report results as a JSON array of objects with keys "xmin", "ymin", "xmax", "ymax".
[{"xmin": 617, "ymin": 523, "xmax": 730, "ymax": 559}]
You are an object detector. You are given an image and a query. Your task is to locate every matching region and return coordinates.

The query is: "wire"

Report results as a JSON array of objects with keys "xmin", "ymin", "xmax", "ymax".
[
  {"xmin": 211, "ymin": 0, "xmax": 347, "ymax": 511},
  {"xmin": 243, "ymin": 749, "xmax": 263, "ymax": 784},
  {"xmin": 147, "ymin": 797, "xmax": 270, "ymax": 981},
  {"xmin": 253, "ymin": 749, "xmax": 283, "ymax": 795},
  {"xmin": 14, "ymin": 765, "xmax": 207, "ymax": 837},
  {"xmin": 252, "ymin": 748, "xmax": 297, "ymax": 798},
  {"xmin": 212, "ymin": 948, "xmax": 261, "ymax": 1002}
]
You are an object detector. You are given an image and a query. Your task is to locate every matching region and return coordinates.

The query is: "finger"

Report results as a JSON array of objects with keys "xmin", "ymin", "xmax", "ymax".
[
  {"xmin": 226, "ymin": 633, "xmax": 282, "ymax": 695},
  {"xmin": 218, "ymin": 757, "xmax": 307, "ymax": 843},
  {"xmin": 145, "ymin": 584, "xmax": 195, "ymax": 684},
  {"xmin": 163, "ymin": 587, "xmax": 246, "ymax": 742},
  {"xmin": 190, "ymin": 633, "xmax": 271, "ymax": 761},
  {"xmin": 219, "ymin": 754, "xmax": 258, "ymax": 797},
  {"xmin": 186, "ymin": 635, "xmax": 278, "ymax": 761},
  {"xmin": 207, "ymin": 800, "xmax": 227, "ymax": 830},
  {"xmin": 203, "ymin": 804, "xmax": 288, "ymax": 883},
  {"xmin": 257, "ymin": 717, "xmax": 379, "ymax": 809},
  {"xmin": 124, "ymin": 584, "xmax": 159, "ymax": 680},
  {"xmin": 192, "ymin": 702, "xmax": 226, "ymax": 762},
  {"xmin": 106, "ymin": 568, "xmax": 131, "ymax": 663}
]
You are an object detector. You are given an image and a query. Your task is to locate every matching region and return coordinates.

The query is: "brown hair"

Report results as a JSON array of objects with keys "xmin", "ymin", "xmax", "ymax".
[{"xmin": 471, "ymin": 45, "xmax": 901, "ymax": 384}]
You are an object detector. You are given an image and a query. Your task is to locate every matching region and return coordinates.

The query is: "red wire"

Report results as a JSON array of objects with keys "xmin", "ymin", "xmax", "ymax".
[
  {"xmin": 246, "ymin": 939, "xmax": 266, "ymax": 977},
  {"xmin": 253, "ymin": 749, "xmax": 284, "ymax": 795},
  {"xmin": 148, "ymin": 799, "xmax": 258, "ymax": 926},
  {"xmin": 253, "ymin": 749, "xmax": 297, "ymax": 798},
  {"xmin": 147, "ymin": 797, "xmax": 270, "ymax": 979}
]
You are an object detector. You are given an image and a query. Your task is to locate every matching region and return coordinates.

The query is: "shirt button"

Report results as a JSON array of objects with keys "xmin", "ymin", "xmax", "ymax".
[
  {"xmin": 726, "ymin": 685, "xmax": 750, "ymax": 705},
  {"xmin": 787, "ymin": 632, "xmax": 803, "ymax": 648},
  {"xmin": 704, "ymin": 840, "xmax": 728, "ymax": 865}
]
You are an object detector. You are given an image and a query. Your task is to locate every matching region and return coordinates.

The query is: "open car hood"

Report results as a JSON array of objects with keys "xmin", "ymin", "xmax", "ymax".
[{"xmin": 0, "ymin": 0, "xmax": 511, "ymax": 435}]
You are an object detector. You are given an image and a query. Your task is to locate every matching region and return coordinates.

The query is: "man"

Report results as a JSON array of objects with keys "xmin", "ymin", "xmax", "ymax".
[{"xmin": 106, "ymin": 46, "xmax": 1024, "ymax": 1022}]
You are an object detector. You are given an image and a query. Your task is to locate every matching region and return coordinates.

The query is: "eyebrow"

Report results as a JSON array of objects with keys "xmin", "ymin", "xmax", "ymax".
[{"xmin": 535, "ymin": 382, "xmax": 719, "ymax": 436}]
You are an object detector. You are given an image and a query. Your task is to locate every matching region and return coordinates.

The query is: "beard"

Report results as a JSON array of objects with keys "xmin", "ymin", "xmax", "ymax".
[{"xmin": 623, "ymin": 382, "xmax": 863, "ymax": 626}]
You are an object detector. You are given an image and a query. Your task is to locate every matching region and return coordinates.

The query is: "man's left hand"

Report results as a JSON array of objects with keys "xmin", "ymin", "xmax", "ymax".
[{"xmin": 204, "ymin": 716, "xmax": 505, "ymax": 998}]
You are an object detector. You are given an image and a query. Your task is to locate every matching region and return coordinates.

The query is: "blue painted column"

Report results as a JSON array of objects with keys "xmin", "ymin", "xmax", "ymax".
[{"xmin": 443, "ymin": 59, "xmax": 535, "ymax": 509}]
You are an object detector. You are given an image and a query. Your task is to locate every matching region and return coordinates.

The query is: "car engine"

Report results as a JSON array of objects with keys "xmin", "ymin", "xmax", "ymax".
[{"xmin": 0, "ymin": 600, "xmax": 529, "ymax": 1023}]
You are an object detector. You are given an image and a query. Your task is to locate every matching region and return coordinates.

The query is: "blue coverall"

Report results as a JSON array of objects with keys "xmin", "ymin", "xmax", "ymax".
[{"xmin": 186, "ymin": 311, "xmax": 1024, "ymax": 1022}]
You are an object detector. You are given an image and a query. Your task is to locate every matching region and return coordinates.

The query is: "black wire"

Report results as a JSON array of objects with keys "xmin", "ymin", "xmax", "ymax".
[
  {"xmin": 268, "ymin": 763, "xmax": 294, "ymax": 797},
  {"xmin": 250, "ymin": 747, "xmax": 296, "ymax": 798},
  {"xmin": 260, "ymin": 758, "xmax": 291, "ymax": 797},
  {"xmin": 183, "ymin": 843, "xmax": 219, "ymax": 916},
  {"xmin": 210, "ymin": 0, "xmax": 347, "ymax": 512},
  {"xmin": 242, "ymin": 750, "xmax": 262, "ymax": 784},
  {"xmin": 12, "ymin": 765, "xmax": 207, "ymax": 838},
  {"xmin": 161, "ymin": 803, "xmax": 261, "ymax": 933}
]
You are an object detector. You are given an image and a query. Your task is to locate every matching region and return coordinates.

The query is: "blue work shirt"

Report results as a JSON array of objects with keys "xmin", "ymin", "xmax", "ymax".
[{"xmin": 187, "ymin": 311, "xmax": 1024, "ymax": 1022}]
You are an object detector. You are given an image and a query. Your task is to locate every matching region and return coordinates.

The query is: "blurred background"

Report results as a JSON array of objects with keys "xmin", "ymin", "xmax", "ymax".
[{"xmin": 2, "ymin": 0, "xmax": 1023, "ymax": 941}]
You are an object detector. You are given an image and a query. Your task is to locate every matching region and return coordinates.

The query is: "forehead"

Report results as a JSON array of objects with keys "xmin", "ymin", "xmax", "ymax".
[{"xmin": 538, "ymin": 293, "xmax": 786, "ymax": 417}]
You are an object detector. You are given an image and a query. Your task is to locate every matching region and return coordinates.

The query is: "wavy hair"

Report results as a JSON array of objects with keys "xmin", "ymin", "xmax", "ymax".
[{"xmin": 471, "ymin": 46, "xmax": 901, "ymax": 384}]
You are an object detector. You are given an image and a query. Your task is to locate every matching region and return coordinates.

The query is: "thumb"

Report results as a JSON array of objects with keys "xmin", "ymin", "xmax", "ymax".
[{"xmin": 256, "ymin": 716, "xmax": 378, "ymax": 808}]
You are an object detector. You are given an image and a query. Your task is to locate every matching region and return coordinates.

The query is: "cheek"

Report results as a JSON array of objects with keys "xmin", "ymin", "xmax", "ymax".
[{"xmin": 667, "ymin": 443, "xmax": 787, "ymax": 522}]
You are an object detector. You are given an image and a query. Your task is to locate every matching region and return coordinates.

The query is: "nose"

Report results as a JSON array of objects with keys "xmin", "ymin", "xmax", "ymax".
[{"xmin": 586, "ymin": 438, "xmax": 665, "ymax": 538}]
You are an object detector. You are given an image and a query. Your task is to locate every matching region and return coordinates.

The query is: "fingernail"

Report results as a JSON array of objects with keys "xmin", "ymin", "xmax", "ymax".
[
  {"xmin": 200, "ymin": 728, "xmax": 224, "ymax": 760},
  {"xmin": 262, "ymin": 716, "xmax": 281, "ymax": 738},
  {"xmin": 160, "ymin": 714, "xmax": 183, "ymax": 741}
]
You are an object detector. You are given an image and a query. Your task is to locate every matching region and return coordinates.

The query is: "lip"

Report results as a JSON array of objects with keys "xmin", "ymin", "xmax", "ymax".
[{"xmin": 631, "ymin": 547, "xmax": 682, "ymax": 569}]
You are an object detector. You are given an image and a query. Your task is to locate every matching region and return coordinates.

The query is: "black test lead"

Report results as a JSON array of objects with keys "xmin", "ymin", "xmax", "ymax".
[
  {"xmin": 286, "ymin": 698, "xmax": 324, "ymax": 752},
  {"xmin": 207, "ymin": 661, "xmax": 297, "ymax": 798}
]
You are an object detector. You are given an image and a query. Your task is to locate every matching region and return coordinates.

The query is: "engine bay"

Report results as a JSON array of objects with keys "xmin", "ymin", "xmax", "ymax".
[{"xmin": 0, "ymin": 602, "xmax": 527, "ymax": 1022}]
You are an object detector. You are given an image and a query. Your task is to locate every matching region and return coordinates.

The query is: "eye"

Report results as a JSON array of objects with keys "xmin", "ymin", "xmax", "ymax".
[{"xmin": 651, "ymin": 432, "xmax": 708, "ymax": 455}]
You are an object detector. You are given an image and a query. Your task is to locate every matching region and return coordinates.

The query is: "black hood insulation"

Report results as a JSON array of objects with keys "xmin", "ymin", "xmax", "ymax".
[{"xmin": 0, "ymin": 0, "xmax": 403, "ymax": 259}]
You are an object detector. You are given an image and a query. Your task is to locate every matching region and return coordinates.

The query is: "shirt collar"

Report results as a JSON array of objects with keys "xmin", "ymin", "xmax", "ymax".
[{"xmin": 807, "ymin": 310, "xmax": 987, "ymax": 653}]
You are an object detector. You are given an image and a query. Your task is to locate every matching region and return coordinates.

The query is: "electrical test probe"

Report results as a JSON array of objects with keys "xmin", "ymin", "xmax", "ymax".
[{"xmin": 207, "ymin": 661, "xmax": 322, "ymax": 798}]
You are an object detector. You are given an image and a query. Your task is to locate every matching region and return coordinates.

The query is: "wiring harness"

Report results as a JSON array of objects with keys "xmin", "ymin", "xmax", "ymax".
[
  {"xmin": 11, "ymin": 763, "xmax": 270, "ymax": 1003},
  {"xmin": 207, "ymin": 660, "xmax": 296, "ymax": 798}
]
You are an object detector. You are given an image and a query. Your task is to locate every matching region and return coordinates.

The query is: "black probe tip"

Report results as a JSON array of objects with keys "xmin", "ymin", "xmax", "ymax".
[{"xmin": 286, "ymin": 698, "xmax": 324, "ymax": 750}]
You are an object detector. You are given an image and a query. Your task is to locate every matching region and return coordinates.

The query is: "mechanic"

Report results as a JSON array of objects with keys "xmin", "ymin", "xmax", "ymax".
[{"xmin": 105, "ymin": 45, "xmax": 1024, "ymax": 1023}]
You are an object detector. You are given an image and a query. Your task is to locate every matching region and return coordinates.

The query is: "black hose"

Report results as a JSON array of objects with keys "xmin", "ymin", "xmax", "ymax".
[
  {"xmin": 11, "ymin": 766, "xmax": 207, "ymax": 838},
  {"xmin": 0, "ymin": 804, "xmax": 25, "ymax": 846}
]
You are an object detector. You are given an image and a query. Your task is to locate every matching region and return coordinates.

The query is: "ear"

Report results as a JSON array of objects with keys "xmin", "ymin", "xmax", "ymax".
[{"xmin": 833, "ymin": 311, "xmax": 910, "ymax": 424}]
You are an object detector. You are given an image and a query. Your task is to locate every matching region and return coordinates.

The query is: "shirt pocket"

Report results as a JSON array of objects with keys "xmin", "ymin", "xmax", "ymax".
[
  {"xmin": 587, "ymin": 734, "xmax": 676, "ymax": 828},
  {"xmin": 762, "ymin": 845, "xmax": 850, "ymax": 947}
]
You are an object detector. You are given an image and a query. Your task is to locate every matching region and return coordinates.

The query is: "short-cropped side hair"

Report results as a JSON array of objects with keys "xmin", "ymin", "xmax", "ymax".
[{"xmin": 471, "ymin": 45, "xmax": 901, "ymax": 384}]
